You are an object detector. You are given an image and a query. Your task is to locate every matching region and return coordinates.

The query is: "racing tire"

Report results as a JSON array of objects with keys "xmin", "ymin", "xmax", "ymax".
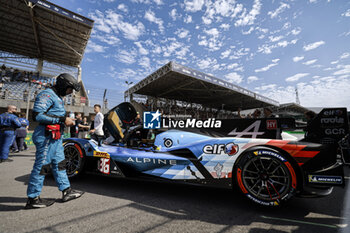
[
  {"xmin": 234, "ymin": 147, "xmax": 297, "ymax": 207},
  {"xmin": 63, "ymin": 142, "xmax": 85, "ymax": 178}
]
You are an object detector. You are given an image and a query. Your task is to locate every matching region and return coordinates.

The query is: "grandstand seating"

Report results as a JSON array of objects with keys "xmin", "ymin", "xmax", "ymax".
[{"xmin": 0, "ymin": 68, "xmax": 55, "ymax": 101}]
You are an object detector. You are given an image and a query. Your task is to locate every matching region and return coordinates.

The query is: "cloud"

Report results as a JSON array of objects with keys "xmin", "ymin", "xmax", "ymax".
[
  {"xmin": 197, "ymin": 58, "xmax": 217, "ymax": 70},
  {"xmin": 255, "ymin": 84, "xmax": 277, "ymax": 91},
  {"xmin": 220, "ymin": 49, "xmax": 231, "ymax": 59},
  {"xmin": 257, "ymin": 39, "xmax": 297, "ymax": 54},
  {"xmin": 219, "ymin": 23, "xmax": 230, "ymax": 30},
  {"xmin": 145, "ymin": 10, "xmax": 164, "ymax": 33},
  {"xmin": 293, "ymin": 56, "xmax": 304, "ymax": 62},
  {"xmin": 340, "ymin": 52, "xmax": 350, "ymax": 59},
  {"xmin": 184, "ymin": 0, "xmax": 205, "ymax": 12},
  {"xmin": 235, "ymin": 0, "xmax": 262, "ymax": 27},
  {"xmin": 225, "ymin": 72, "xmax": 243, "ymax": 84},
  {"xmin": 199, "ymin": 28, "xmax": 223, "ymax": 51},
  {"xmin": 285, "ymin": 73, "xmax": 309, "ymax": 82},
  {"xmin": 94, "ymin": 34, "xmax": 120, "ymax": 46},
  {"xmin": 134, "ymin": 41, "xmax": 149, "ymax": 55},
  {"xmin": 341, "ymin": 9, "xmax": 350, "ymax": 17},
  {"xmin": 85, "ymin": 41, "xmax": 106, "ymax": 53},
  {"xmin": 247, "ymin": 76, "xmax": 259, "ymax": 84},
  {"xmin": 175, "ymin": 28, "xmax": 190, "ymax": 39},
  {"xmin": 89, "ymin": 10, "xmax": 145, "ymax": 40},
  {"xmin": 227, "ymin": 63, "xmax": 239, "ymax": 69},
  {"xmin": 153, "ymin": 0, "xmax": 163, "ymax": 5},
  {"xmin": 269, "ymin": 35, "xmax": 284, "ymax": 42},
  {"xmin": 268, "ymin": 2, "xmax": 290, "ymax": 19},
  {"xmin": 333, "ymin": 65, "xmax": 350, "ymax": 76},
  {"xmin": 139, "ymin": 56, "xmax": 151, "ymax": 69},
  {"xmin": 170, "ymin": 9, "xmax": 181, "ymax": 21},
  {"xmin": 184, "ymin": 15, "xmax": 192, "ymax": 23},
  {"xmin": 117, "ymin": 4, "xmax": 128, "ymax": 13},
  {"xmin": 255, "ymin": 60, "xmax": 279, "ymax": 73},
  {"xmin": 291, "ymin": 28, "xmax": 301, "ymax": 35},
  {"xmin": 258, "ymin": 77, "xmax": 350, "ymax": 108},
  {"xmin": 303, "ymin": 59, "xmax": 317, "ymax": 65},
  {"xmin": 303, "ymin": 41, "xmax": 325, "ymax": 51},
  {"xmin": 116, "ymin": 49, "xmax": 137, "ymax": 64}
]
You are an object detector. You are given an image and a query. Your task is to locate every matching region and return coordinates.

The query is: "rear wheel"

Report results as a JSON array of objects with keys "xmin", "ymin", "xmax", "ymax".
[
  {"xmin": 234, "ymin": 148, "xmax": 297, "ymax": 206},
  {"xmin": 63, "ymin": 142, "xmax": 85, "ymax": 178}
]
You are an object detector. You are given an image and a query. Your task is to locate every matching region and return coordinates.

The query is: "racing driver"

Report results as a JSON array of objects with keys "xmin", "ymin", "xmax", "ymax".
[{"xmin": 25, "ymin": 73, "xmax": 84, "ymax": 209}]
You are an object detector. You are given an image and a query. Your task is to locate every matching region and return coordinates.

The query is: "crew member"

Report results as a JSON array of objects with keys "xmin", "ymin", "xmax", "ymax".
[
  {"xmin": 0, "ymin": 105, "xmax": 21, "ymax": 162},
  {"xmin": 89, "ymin": 104, "xmax": 104, "ymax": 145},
  {"xmin": 26, "ymin": 73, "xmax": 84, "ymax": 209}
]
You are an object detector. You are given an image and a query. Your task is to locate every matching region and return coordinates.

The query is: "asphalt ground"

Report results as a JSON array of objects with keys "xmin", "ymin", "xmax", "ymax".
[{"xmin": 1, "ymin": 147, "xmax": 350, "ymax": 233}]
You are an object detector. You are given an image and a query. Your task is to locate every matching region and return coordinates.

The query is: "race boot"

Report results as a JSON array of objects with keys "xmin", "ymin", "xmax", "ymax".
[
  {"xmin": 25, "ymin": 196, "xmax": 55, "ymax": 209},
  {"xmin": 62, "ymin": 187, "xmax": 84, "ymax": 202}
]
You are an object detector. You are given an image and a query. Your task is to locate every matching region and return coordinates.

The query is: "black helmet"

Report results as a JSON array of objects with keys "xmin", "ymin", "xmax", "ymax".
[{"xmin": 54, "ymin": 73, "xmax": 81, "ymax": 96}]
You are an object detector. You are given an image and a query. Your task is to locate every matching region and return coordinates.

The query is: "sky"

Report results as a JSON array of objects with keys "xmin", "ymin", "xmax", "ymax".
[{"xmin": 55, "ymin": 0, "xmax": 350, "ymax": 109}]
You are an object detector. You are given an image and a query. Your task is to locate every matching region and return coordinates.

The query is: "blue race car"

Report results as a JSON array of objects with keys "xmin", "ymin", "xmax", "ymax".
[{"xmin": 63, "ymin": 103, "xmax": 348, "ymax": 206}]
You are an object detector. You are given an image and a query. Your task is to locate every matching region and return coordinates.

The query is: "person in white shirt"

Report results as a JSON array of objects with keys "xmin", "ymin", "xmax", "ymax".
[{"xmin": 89, "ymin": 104, "xmax": 104, "ymax": 145}]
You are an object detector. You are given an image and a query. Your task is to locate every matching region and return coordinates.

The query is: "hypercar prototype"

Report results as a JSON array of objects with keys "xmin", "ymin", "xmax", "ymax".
[{"xmin": 63, "ymin": 103, "xmax": 349, "ymax": 206}]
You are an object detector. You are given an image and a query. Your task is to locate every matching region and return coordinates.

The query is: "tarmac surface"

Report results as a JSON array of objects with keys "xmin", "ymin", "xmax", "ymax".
[{"xmin": 1, "ymin": 147, "xmax": 350, "ymax": 233}]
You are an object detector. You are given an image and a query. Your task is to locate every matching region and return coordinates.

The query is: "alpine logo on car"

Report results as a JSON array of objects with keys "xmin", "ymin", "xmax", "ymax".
[
  {"xmin": 127, "ymin": 157, "xmax": 177, "ymax": 165},
  {"xmin": 203, "ymin": 142, "xmax": 239, "ymax": 155}
]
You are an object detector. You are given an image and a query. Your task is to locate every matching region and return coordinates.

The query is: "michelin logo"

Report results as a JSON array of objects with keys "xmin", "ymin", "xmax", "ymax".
[
  {"xmin": 143, "ymin": 110, "xmax": 161, "ymax": 129},
  {"xmin": 308, "ymin": 175, "xmax": 343, "ymax": 184}
]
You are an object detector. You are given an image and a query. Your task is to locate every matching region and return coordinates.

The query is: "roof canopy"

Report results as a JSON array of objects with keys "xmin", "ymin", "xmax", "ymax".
[
  {"xmin": 273, "ymin": 103, "xmax": 311, "ymax": 116},
  {"xmin": 0, "ymin": 0, "xmax": 94, "ymax": 67},
  {"xmin": 126, "ymin": 62, "xmax": 279, "ymax": 111}
]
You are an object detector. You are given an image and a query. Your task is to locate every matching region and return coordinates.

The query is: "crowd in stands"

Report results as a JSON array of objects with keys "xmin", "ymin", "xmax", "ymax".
[
  {"xmin": 134, "ymin": 98, "xmax": 277, "ymax": 120},
  {"xmin": 0, "ymin": 64, "xmax": 84, "ymax": 106}
]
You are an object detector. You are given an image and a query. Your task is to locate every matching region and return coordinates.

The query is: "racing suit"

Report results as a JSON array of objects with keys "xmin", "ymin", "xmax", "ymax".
[
  {"xmin": 0, "ymin": 112, "xmax": 21, "ymax": 160},
  {"xmin": 27, "ymin": 88, "xmax": 70, "ymax": 198}
]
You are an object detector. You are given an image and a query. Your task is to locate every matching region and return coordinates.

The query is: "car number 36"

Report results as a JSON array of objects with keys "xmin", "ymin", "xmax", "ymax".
[{"xmin": 98, "ymin": 158, "xmax": 110, "ymax": 174}]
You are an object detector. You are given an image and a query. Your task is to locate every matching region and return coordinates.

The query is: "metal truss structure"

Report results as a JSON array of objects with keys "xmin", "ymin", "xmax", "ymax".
[
  {"xmin": 126, "ymin": 62, "xmax": 279, "ymax": 112},
  {"xmin": 0, "ymin": 0, "xmax": 94, "ymax": 67}
]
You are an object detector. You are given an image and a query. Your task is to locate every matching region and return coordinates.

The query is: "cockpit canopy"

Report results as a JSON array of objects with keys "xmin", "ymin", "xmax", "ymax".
[{"xmin": 104, "ymin": 102, "xmax": 138, "ymax": 141}]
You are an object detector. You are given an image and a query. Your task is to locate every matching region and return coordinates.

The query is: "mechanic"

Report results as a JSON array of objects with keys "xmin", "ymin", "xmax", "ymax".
[
  {"xmin": 0, "ymin": 105, "xmax": 21, "ymax": 163},
  {"xmin": 26, "ymin": 73, "xmax": 84, "ymax": 209}
]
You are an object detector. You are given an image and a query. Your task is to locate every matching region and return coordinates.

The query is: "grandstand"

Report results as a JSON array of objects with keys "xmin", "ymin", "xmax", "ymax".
[
  {"xmin": 126, "ymin": 61, "xmax": 280, "ymax": 119},
  {"xmin": 0, "ymin": 0, "xmax": 94, "ymax": 128}
]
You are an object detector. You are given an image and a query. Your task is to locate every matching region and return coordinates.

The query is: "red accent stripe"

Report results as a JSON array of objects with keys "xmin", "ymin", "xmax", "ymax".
[
  {"xmin": 293, "ymin": 151, "xmax": 319, "ymax": 158},
  {"xmin": 237, "ymin": 168, "xmax": 248, "ymax": 194},
  {"xmin": 285, "ymin": 161, "xmax": 297, "ymax": 189},
  {"xmin": 74, "ymin": 144, "xmax": 83, "ymax": 158}
]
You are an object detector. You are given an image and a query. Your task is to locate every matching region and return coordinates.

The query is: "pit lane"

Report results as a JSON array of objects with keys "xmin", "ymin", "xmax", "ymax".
[{"xmin": 0, "ymin": 147, "xmax": 349, "ymax": 233}]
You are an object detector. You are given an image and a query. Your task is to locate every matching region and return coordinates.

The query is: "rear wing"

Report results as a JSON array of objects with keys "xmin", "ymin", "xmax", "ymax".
[{"xmin": 303, "ymin": 108, "xmax": 349, "ymax": 144}]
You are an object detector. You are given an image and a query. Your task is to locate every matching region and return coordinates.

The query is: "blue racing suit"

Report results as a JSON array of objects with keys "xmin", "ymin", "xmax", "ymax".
[
  {"xmin": 0, "ymin": 112, "xmax": 21, "ymax": 160},
  {"xmin": 27, "ymin": 88, "xmax": 70, "ymax": 198}
]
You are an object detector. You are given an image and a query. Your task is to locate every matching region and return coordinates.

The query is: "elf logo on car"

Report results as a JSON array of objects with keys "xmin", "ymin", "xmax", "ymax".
[{"xmin": 203, "ymin": 142, "xmax": 239, "ymax": 155}]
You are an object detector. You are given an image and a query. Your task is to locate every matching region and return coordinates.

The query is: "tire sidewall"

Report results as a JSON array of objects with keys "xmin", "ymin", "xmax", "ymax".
[
  {"xmin": 234, "ymin": 147, "xmax": 297, "ymax": 207},
  {"xmin": 63, "ymin": 141, "xmax": 85, "ymax": 178}
]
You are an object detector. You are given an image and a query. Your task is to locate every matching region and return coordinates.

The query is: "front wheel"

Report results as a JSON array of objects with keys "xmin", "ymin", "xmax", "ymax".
[
  {"xmin": 234, "ymin": 148, "xmax": 297, "ymax": 206},
  {"xmin": 63, "ymin": 142, "xmax": 85, "ymax": 178}
]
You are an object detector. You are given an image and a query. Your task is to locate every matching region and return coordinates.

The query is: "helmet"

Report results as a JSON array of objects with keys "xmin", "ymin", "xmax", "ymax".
[{"xmin": 54, "ymin": 73, "xmax": 81, "ymax": 96}]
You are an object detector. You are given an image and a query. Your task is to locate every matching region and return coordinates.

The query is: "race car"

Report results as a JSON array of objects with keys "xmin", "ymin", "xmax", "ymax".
[{"xmin": 63, "ymin": 103, "xmax": 349, "ymax": 206}]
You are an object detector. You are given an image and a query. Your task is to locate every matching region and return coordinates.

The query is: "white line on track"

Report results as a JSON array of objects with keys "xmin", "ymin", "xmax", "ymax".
[{"xmin": 261, "ymin": 215, "xmax": 347, "ymax": 229}]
